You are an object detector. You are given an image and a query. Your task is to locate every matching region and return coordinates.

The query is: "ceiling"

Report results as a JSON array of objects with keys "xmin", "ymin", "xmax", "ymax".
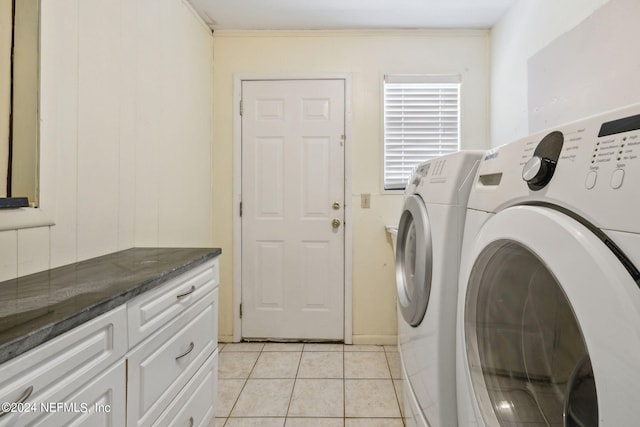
[{"xmin": 186, "ymin": 0, "xmax": 516, "ymax": 31}]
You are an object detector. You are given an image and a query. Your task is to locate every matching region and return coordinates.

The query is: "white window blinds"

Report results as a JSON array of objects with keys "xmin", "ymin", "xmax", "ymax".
[{"xmin": 383, "ymin": 75, "xmax": 460, "ymax": 190}]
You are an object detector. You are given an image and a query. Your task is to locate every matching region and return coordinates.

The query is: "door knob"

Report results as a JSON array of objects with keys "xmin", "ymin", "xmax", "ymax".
[
  {"xmin": 332, "ymin": 202, "xmax": 340, "ymax": 210},
  {"xmin": 331, "ymin": 219, "xmax": 341, "ymax": 228}
]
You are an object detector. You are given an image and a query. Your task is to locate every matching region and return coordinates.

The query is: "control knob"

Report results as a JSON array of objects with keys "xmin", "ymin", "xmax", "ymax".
[
  {"xmin": 522, "ymin": 155, "xmax": 556, "ymax": 189},
  {"xmin": 522, "ymin": 130, "xmax": 564, "ymax": 191}
]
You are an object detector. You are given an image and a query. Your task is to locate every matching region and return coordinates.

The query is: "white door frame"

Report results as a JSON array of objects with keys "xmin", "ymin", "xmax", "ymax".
[{"xmin": 232, "ymin": 73, "xmax": 353, "ymax": 344}]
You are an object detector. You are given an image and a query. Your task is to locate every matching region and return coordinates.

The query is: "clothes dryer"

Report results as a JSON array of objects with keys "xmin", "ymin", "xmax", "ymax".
[
  {"xmin": 396, "ymin": 150, "xmax": 483, "ymax": 427},
  {"xmin": 456, "ymin": 105, "xmax": 640, "ymax": 426}
]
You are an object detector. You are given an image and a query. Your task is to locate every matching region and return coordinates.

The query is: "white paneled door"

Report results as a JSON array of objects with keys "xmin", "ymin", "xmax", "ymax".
[{"xmin": 241, "ymin": 79, "xmax": 345, "ymax": 340}]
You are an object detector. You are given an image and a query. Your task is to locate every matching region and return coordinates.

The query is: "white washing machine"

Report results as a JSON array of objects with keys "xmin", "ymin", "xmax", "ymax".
[
  {"xmin": 456, "ymin": 104, "xmax": 640, "ymax": 426},
  {"xmin": 396, "ymin": 151, "xmax": 483, "ymax": 427}
]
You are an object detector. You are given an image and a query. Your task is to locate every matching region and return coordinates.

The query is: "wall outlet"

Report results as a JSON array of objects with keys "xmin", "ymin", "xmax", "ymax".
[{"xmin": 361, "ymin": 193, "xmax": 371, "ymax": 209}]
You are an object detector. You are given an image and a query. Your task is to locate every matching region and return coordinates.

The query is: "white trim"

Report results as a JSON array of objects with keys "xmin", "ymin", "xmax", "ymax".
[
  {"xmin": 344, "ymin": 75, "xmax": 353, "ymax": 345},
  {"xmin": 232, "ymin": 73, "xmax": 353, "ymax": 344},
  {"xmin": 214, "ymin": 29, "xmax": 489, "ymax": 39},
  {"xmin": 384, "ymin": 74, "xmax": 461, "ymax": 84},
  {"xmin": 0, "ymin": 0, "xmax": 57, "ymax": 232},
  {"xmin": 179, "ymin": 0, "xmax": 212, "ymax": 34},
  {"xmin": 0, "ymin": 209, "xmax": 54, "ymax": 232}
]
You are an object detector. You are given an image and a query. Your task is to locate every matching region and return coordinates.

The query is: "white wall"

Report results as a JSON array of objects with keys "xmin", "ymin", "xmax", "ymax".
[
  {"xmin": 212, "ymin": 30, "xmax": 491, "ymax": 343},
  {"xmin": 490, "ymin": 0, "xmax": 610, "ymax": 146},
  {"xmin": 0, "ymin": 0, "xmax": 214, "ymax": 281},
  {"xmin": 527, "ymin": 0, "xmax": 640, "ymax": 132}
]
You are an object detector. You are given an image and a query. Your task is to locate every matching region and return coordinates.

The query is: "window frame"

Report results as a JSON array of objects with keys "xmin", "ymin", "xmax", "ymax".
[{"xmin": 381, "ymin": 74, "xmax": 461, "ymax": 193}]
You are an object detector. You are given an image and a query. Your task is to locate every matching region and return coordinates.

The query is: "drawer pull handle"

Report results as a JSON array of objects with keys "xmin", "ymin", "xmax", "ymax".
[
  {"xmin": 176, "ymin": 286, "xmax": 196, "ymax": 299},
  {"xmin": 188, "ymin": 416, "xmax": 194, "ymax": 427},
  {"xmin": 0, "ymin": 385, "xmax": 34, "ymax": 418},
  {"xmin": 176, "ymin": 342, "xmax": 195, "ymax": 360}
]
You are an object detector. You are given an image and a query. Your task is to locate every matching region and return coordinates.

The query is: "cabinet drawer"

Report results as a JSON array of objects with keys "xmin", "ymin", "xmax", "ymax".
[
  {"xmin": 152, "ymin": 351, "xmax": 217, "ymax": 427},
  {"xmin": 127, "ymin": 259, "xmax": 218, "ymax": 348},
  {"xmin": 127, "ymin": 288, "xmax": 217, "ymax": 427},
  {"xmin": 3, "ymin": 360, "xmax": 126, "ymax": 427},
  {"xmin": 0, "ymin": 306, "xmax": 126, "ymax": 423}
]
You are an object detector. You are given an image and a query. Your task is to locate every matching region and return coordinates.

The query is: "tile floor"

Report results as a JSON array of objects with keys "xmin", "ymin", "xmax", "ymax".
[{"xmin": 216, "ymin": 342, "xmax": 405, "ymax": 427}]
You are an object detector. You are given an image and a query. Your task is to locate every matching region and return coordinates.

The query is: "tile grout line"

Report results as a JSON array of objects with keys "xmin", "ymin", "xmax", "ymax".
[
  {"xmin": 222, "ymin": 345, "xmax": 262, "ymax": 422},
  {"xmin": 385, "ymin": 346, "xmax": 404, "ymax": 423},
  {"xmin": 343, "ymin": 345, "xmax": 346, "ymax": 422},
  {"xmin": 283, "ymin": 346, "xmax": 305, "ymax": 423}
]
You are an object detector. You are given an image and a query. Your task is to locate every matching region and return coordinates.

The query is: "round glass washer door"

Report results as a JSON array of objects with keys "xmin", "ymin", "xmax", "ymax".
[
  {"xmin": 395, "ymin": 194, "xmax": 433, "ymax": 326},
  {"xmin": 462, "ymin": 205, "xmax": 640, "ymax": 426}
]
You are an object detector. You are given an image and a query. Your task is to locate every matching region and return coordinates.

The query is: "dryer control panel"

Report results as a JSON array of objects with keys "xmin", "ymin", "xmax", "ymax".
[
  {"xmin": 405, "ymin": 151, "xmax": 484, "ymax": 205},
  {"xmin": 469, "ymin": 103, "xmax": 640, "ymax": 233}
]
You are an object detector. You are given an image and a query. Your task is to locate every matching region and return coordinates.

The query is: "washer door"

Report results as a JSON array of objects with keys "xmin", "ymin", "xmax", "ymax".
[
  {"xmin": 462, "ymin": 206, "xmax": 640, "ymax": 426},
  {"xmin": 395, "ymin": 194, "xmax": 433, "ymax": 326}
]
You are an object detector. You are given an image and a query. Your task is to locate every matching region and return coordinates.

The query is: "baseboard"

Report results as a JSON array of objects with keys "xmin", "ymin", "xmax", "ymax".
[
  {"xmin": 351, "ymin": 335, "xmax": 398, "ymax": 346},
  {"xmin": 218, "ymin": 335, "xmax": 235, "ymax": 343}
]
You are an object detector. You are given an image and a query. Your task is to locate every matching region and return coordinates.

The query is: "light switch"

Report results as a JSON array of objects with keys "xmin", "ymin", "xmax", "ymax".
[{"xmin": 361, "ymin": 193, "xmax": 371, "ymax": 208}]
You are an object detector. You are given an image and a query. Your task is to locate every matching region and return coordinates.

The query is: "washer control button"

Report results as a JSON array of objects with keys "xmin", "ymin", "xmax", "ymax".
[
  {"xmin": 611, "ymin": 169, "xmax": 625, "ymax": 189},
  {"xmin": 585, "ymin": 171, "xmax": 597, "ymax": 189}
]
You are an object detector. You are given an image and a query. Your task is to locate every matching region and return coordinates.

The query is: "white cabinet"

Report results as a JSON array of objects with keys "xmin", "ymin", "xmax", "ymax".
[
  {"xmin": 0, "ymin": 257, "xmax": 219, "ymax": 427},
  {"xmin": 26, "ymin": 361, "xmax": 126, "ymax": 427},
  {"xmin": 0, "ymin": 306, "xmax": 127, "ymax": 427},
  {"xmin": 126, "ymin": 257, "xmax": 219, "ymax": 427},
  {"xmin": 127, "ymin": 288, "xmax": 218, "ymax": 426}
]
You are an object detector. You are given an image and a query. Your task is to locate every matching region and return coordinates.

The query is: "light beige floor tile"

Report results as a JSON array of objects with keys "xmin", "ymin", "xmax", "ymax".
[
  {"xmin": 214, "ymin": 417, "xmax": 226, "ymax": 427},
  {"xmin": 218, "ymin": 343, "xmax": 226, "ymax": 352},
  {"xmin": 251, "ymin": 352, "xmax": 302, "ymax": 379},
  {"xmin": 224, "ymin": 418, "xmax": 285, "ymax": 427},
  {"xmin": 303, "ymin": 343, "xmax": 344, "ymax": 352},
  {"xmin": 222, "ymin": 342, "xmax": 265, "ymax": 352},
  {"xmin": 297, "ymin": 352, "xmax": 343, "ymax": 379},
  {"xmin": 288, "ymin": 379, "xmax": 344, "ymax": 417},
  {"xmin": 345, "ymin": 380, "xmax": 401, "ymax": 418},
  {"xmin": 285, "ymin": 418, "xmax": 345, "ymax": 427},
  {"xmin": 217, "ymin": 379, "xmax": 246, "ymax": 417},
  {"xmin": 219, "ymin": 352, "xmax": 260, "ymax": 379},
  {"xmin": 385, "ymin": 351, "xmax": 402, "ymax": 380},
  {"xmin": 231, "ymin": 379, "xmax": 295, "ymax": 417},
  {"xmin": 344, "ymin": 352, "xmax": 391, "ymax": 379},
  {"xmin": 263, "ymin": 343, "xmax": 305, "ymax": 352},
  {"xmin": 345, "ymin": 418, "xmax": 403, "ymax": 427},
  {"xmin": 383, "ymin": 345, "xmax": 398, "ymax": 353},
  {"xmin": 343, "ymin": 345, "xmax": 384, "ymax": 352}
]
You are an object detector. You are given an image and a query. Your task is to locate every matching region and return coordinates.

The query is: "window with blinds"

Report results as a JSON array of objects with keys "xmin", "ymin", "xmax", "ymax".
[{"xmin": 383, "ymin": 75, "xmax": 460, "ymax": 190}]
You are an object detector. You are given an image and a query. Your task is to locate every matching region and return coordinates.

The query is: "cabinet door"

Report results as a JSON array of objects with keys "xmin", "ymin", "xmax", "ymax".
[
  {"xmin": 0, "ymin": 307, "xmax": 126, "ymax": 427},
  {"xmin": 2, "ymin": 361, "xmax": 126, "ymax": 427},
  {"xmin": 152, "ymin": 351, "xmax": 217, "ymax": 427}
]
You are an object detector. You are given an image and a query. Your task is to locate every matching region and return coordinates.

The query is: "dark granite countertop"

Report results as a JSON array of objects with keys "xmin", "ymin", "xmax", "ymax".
[{"xmin": 0, "ymin": 247, "xmax": 221, "ymax": 365}]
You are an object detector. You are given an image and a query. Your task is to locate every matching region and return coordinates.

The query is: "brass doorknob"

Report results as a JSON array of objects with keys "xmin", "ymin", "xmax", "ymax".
[{"xmin": 331, "ymin": 219, "xmax": 341, "ymax": 228}]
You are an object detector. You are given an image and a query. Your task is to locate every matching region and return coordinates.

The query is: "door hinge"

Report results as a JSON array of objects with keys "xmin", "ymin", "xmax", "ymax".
[
  {"xmin": 239, "ymin": 201, "xmax": 243, "ymax": 217},
  {"xmin": 239, "ymin": 99, "xmax": 243, "ymax": 116},
  {"xmin": 239, "ymin": 303, "xmax": 243, "ymax": 319}
]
